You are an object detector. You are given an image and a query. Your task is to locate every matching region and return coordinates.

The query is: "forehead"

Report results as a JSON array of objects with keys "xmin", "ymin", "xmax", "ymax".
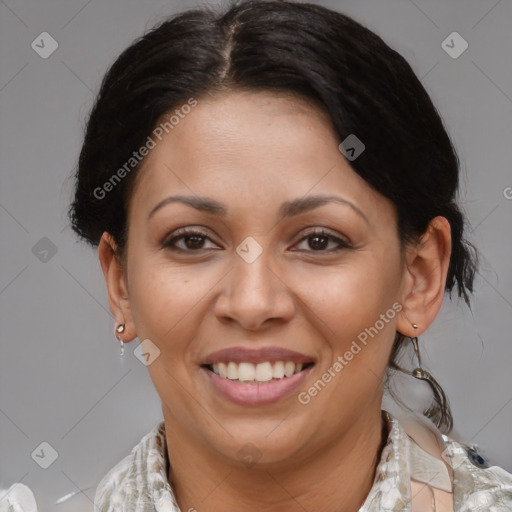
[
  {"xmin": 128, "ymin": 90, "xmax": 392, "ymax": 225},
  {"xmin": 142, "ymin": 89, "xmax": 336, "ymax": 173}
]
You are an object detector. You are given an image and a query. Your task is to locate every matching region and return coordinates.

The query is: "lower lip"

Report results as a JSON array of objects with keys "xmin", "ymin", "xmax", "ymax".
[{"xmin": 202, "ymin": 366, "xmax": 313, "ymax": 406}]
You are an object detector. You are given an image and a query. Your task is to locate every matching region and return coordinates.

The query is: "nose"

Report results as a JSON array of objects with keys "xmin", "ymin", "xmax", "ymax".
[{"xmin": 213, "ymin": 248, "xmax": 295, "ymax": 332}]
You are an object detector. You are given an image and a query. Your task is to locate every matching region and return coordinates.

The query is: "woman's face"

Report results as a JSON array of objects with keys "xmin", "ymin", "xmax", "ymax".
[{"xmin": 120, "ymin": 90, "xmax": 408, "ymax": 465}]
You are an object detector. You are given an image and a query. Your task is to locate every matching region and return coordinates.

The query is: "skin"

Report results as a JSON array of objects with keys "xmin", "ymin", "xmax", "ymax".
[{"xmin": 99, "ymin": 90, "xmax": 451, "ymax": 511}]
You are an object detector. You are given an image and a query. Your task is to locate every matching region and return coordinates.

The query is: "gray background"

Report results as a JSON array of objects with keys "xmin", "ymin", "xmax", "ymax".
[{"xmin": 1, "ymin": 0, "xmax": 511, "ymax": 510}]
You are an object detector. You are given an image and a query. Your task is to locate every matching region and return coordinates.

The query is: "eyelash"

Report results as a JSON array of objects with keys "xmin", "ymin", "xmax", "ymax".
[{"xmin": 162, "ymin": 227, "xmax": 352, "ymax": 253}]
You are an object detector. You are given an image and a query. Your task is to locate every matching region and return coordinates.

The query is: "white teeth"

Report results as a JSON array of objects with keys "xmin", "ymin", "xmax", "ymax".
[
  {"xmin": 238, "ymin": 362, "xmax": 255, "ymax": 381},
  {"xmin": 218, "ymin": 362, "xmax": 227, "ymax": 378},
  {"xmin": 209, "ymin": 361, "xmax": 308, "ymax": 382},
  {"xmin": 255, "ymin": 362, "xmax": 273, "ymax": 382},
  {"xmin": 284, "ymin": 361, "xmax": 295, "ymax": 378},
  {"xmin": 227, "ymin": 362, "xmax": 238, "ymax": 380},
  {"xmin": 273, "ymin": 361, "xmax": 285, "ymax": 379}
]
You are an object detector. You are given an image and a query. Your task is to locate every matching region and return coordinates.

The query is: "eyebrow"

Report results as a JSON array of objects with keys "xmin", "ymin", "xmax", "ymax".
[{"xmin": 148, "ymin": 194, "xmax": 368, "ymax": 224}]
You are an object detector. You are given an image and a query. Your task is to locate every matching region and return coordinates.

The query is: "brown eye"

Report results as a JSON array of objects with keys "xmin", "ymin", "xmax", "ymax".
[
  {"xmin": 308, "ymin": 234, "xmax": 330, "ymax": 250},
  {"xmin": 162, "ymin": 229, "xmax": 219, "ymax": 252},
  {"xmin": 293, "ymin": 229, "xmax": 351, "ymax": 253},
  {"xmin": 182, "ymin": 234, "xmax": 206, "ymax": 249}
]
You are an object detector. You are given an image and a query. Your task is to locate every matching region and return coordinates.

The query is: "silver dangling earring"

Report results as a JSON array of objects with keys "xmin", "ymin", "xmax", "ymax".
[
  {"xmin": 410, "ymin": 332, "xmax": 452, "ymax": 432},
  {"xmin": 116, "ymin": 324, "xmax": 125, "ymax": 357}
]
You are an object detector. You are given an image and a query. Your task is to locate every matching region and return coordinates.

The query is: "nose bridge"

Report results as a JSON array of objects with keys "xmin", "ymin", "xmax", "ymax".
[
  {"xmin": 214, "ymin": 237, "xmax": 294, "ymax": 329},
  {"xmin": 232, "ymin": 241, "xmax": 278, "ymax": 304}
]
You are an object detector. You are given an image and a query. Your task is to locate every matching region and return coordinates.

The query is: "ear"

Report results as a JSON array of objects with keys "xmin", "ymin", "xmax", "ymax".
[
  {"xmin": 98, "ymin": 232, "xmax": 136, "ymax": 342},
  {"xmin": 396, "ymin": 216, "xmax": 452, "ymax": 337}
]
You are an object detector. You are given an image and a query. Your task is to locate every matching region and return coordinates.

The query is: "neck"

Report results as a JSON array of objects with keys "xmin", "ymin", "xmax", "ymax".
[{"xmin": 164, "ymin": 407, "xmax": 387, "ymax": 512}]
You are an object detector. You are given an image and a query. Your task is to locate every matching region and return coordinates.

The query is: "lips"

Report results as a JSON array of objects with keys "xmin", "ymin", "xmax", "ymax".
[
  {"xmin": 200, "ymin": 346, "xmax": 315, "ymax": 405},
  {"xmin": 202, "ymin": 346, "xmax": 315, "ymax": 365}
]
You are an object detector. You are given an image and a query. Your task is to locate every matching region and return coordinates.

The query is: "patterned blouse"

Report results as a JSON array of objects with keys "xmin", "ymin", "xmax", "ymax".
[
  {"xmin": 2, "ymin": 411, "xmax": 511, "ymax": 511},
  {"xmin": 92, "ymin": 411, "xmax": 512, "ymax": 511}
]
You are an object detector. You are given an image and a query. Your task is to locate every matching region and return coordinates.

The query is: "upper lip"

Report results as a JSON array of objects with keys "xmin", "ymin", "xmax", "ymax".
[{"xmin": 202, "ymin": 347, "xmax": 316, "ymax": 365}]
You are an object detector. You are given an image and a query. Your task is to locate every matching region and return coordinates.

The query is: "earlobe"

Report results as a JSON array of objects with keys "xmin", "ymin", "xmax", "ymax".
[
  {"xmin": 396, "ymin": 216, "xmax": 452, "ymax": 336},
  {"xmin": 98, "ymin": 232, "xmax": 136, "ymax": 342}
]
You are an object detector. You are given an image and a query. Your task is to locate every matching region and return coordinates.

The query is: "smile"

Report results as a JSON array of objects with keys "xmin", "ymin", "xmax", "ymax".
[
  {"xmin": 200, "ymin": 347, "xmax": 316, "ymax": 406},
  {"xmin": 204, "ymin": 361, "xmax": 314, "ymax": 384}
]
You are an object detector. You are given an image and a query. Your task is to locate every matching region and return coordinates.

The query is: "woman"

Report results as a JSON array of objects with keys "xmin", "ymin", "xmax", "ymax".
[{"xmin": 65, "ymin": 1, "xmax": 512, "ymax": 511}]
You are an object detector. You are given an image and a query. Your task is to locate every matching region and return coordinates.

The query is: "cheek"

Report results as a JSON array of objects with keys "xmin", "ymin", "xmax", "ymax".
[
  {"xmin": 127, "ymin": 261, "xmax": 206, "ymax": 397},
  {"xmin": 128, "ymin": 258, "xmax": 212, "ymax": 339},
  {"xmin": 289, "ymin": 252, "xmax": 402, "ymax": 342},
  {"xmin": 297, "ymin": 261, "xmax": 400, "ymax": 417}
]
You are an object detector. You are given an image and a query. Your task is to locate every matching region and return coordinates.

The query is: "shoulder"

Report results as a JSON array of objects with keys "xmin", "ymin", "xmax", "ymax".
[
  {"xmin": 395, "ymin": 411, "xmax": 512, "ymax": 510},
  {"xmin": 0, "ymin": 484, "xmax": 38, "ymax": 512},
  {"xmin": 94, "ymin": 420, "xmax": 171, "ymax": 512},
  {"xmin": 442, "ymin": 434, "xmax": 512, "ymax": 509}
]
